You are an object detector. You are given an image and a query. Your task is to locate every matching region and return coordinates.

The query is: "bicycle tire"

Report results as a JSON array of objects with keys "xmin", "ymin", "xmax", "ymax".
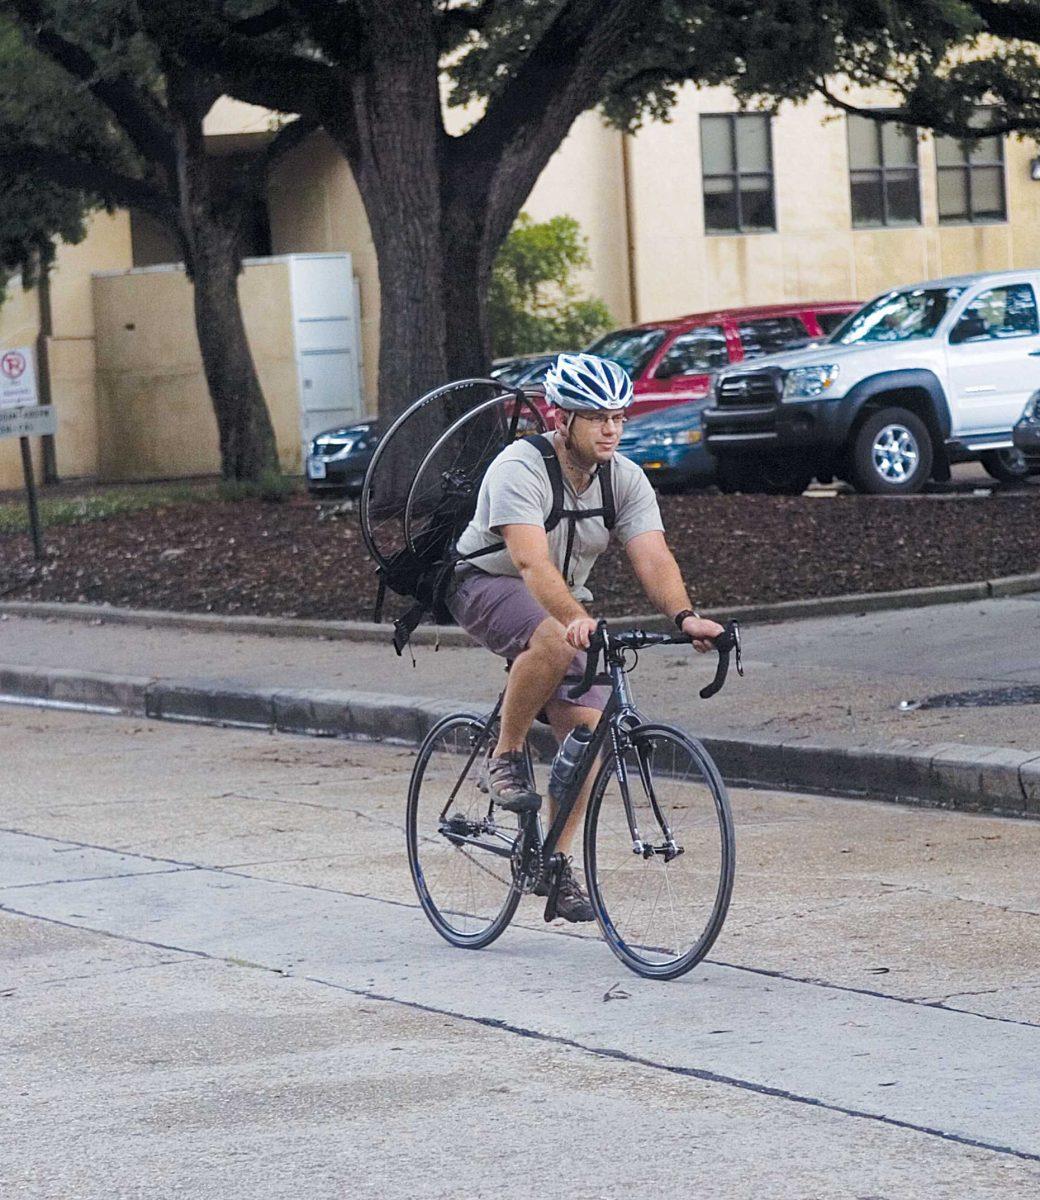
[
  {"xmin": 584, "ymin": 722, "xmax": 734, "ymax": 980},
  {"xmin": 360, "ymin": 378, "xmax": 522, "ymax": 571},
  {"xmin": 407, "ymin": 712, "xmax": 523, "ymax": 949},
  {"xmin": 404, "ymin": 392, "xmax": 546, "ymax": 555}
]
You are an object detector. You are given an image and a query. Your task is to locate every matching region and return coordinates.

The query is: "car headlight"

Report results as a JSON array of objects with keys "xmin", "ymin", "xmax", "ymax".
[
  {"xmin": 783, "ymin": 365, "xmax": 841, "ymax": 400},
  {"xmin": 312, "ymin": 433, "xmax": 357, "ymax": 459}
]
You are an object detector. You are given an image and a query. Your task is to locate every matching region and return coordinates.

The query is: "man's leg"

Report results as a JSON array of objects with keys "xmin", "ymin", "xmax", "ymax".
[{"xmin": 493, "ymin": 617, "xmax": 574, "ymax": 756}]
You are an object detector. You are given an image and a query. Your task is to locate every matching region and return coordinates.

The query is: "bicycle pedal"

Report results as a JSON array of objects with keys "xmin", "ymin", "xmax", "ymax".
[{"xmin": 542, "ymin": 858, "xmax": 564, "ymax": 923}]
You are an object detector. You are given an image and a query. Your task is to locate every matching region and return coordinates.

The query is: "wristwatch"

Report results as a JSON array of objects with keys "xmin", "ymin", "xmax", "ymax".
[{"xmin": 673, "ymin": 608, "xmax": 701, "ymax": 631}]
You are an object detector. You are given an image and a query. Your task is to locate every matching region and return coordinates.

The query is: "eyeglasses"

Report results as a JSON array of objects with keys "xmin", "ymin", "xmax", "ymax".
[{"xmin": 569, "ymin": 411, "xmax": 629, "ymax": 428}]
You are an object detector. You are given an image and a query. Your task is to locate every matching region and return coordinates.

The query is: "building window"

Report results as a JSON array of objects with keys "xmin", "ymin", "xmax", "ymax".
[
  {"xmin": 847, "ymin": 115, "xmax": 920, "ymax": 227},
  {"xmin": 936, "ymin": 120, "xmax": 1006, "ymax": 224},
  {"xmin": 701, "ymin": 114, "xmax": 776, "ymax": 234}
]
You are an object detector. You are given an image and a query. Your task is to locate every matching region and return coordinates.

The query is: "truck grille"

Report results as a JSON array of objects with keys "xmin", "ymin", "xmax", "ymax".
[{"xmin": 716, "ymin": 373, "xmax": 780, "ymax": 407}]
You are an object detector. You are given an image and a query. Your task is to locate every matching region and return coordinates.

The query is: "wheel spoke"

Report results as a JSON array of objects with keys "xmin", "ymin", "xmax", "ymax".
[{"xmin": 587, "ymin": 726, "xmax": 734, "ymax": 979}]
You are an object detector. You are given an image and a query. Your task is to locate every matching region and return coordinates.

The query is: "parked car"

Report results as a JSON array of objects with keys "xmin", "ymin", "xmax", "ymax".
[
  {"xmin": 305, "ymin": 419, "xmax": 382, "ymax": 497},
  {"xmin": 490, "ymin": 353, "xmax": 559, "ymax": 388},
  {"xmin": 1013, "ymin": 389, "xmax": 1040, "ymax": 470},
  {"xmin": 585, "ymin": 301, "xmax": 859, "ymax": 421},
  {"xmin": 617, "ymin": 400, "xmax": 715, "ymax": 492},
  {"xmin": 703, "ymin": 271, "xmax": 1040, "ymax": 495}
]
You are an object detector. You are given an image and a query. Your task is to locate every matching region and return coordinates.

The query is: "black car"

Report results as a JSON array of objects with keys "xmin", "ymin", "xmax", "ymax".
[
  {"xmin": 1013, "ymin": 390, "xmax": 1040, "ymax": 470},
  {"xmin": 306, "ymin": 419, "xmax": 381, "ymax": 497}
]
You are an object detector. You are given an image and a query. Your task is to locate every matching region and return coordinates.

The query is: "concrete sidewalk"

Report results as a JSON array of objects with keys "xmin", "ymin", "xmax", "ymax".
[{"xmin": 1, "ymin": 594, "xmax": 1039, "ymax": 815}]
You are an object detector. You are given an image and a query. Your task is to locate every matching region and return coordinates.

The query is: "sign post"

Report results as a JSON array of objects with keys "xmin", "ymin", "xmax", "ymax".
[{"xmin": 0, "ymin": 346, "xmax": 54, "ymax": 560}]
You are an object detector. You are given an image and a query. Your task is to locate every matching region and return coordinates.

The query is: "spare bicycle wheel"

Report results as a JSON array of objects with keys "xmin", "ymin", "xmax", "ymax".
[
  {"xmin": 360, "ymin": 378, "xmax": 535, "ymax": 572},
  {"xmin": 404, "ymin": 389, "xmax": 547, "ymax": 555}
]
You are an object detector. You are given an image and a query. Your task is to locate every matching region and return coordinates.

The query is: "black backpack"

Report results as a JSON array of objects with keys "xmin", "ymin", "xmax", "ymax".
[{"xmin": 375, "ymin": 434, "xmax": 616, "ymax": 655}]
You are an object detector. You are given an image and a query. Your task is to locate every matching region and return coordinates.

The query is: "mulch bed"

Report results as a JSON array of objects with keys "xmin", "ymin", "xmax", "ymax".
[{"xmin": 1, "ymin": 489, "xmax": 1038, "ymax": 620}]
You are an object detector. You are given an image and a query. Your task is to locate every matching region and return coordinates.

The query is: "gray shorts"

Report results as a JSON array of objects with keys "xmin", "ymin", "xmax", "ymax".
[{"xmin": 448, "ymin": 568, "xmax": 610, "ymax": 714}]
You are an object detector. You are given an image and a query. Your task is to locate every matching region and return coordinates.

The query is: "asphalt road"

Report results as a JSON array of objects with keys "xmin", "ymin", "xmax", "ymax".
[{"xmin": 3, "ymin": 707, "xmax": 1039, "ymax": 1198}]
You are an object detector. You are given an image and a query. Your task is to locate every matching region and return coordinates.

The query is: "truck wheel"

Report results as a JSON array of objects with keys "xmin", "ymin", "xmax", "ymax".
[
  {"xmin": 979, "ymin": 448, "xmax": 1031, "ymax": 484},
  {"xmin": 851, "ymin": 408, "xmax": 933, "ymax": 495}
]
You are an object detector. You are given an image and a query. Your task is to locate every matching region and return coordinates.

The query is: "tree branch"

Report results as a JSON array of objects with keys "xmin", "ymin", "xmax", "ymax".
[
  {"xmin": 815, "ymin": 79, "xmax": 1038, "ymax": 139},
  {"xmin": 435, "ymin": 0, "xmax": 497, "ymax": 52},
  {"xmin": 232, "ymin": 4, "xmax": 292, "ymax": 37},
  {"xmin": 135, "ymin": 0, "xmax": 338, "ymax": 121},
  {"xmin": 0, "ymin": 144, "xmax": 174, "ymax": 220}
]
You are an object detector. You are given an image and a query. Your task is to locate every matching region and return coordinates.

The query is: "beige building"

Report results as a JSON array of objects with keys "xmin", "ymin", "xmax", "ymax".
[{"xmin": 2, "ymin": 86, "xmax": 1038, "ymax": 491}]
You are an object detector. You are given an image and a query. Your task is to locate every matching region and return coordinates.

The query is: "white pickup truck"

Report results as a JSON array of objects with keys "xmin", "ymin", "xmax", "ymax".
[{"xmin": 702, "ymin": 270, "xmax": 1040, "ymax": 494}]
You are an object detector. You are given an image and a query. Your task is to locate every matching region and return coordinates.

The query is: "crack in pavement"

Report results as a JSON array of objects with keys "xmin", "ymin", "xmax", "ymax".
[
  {"xmin": 882, "ymin": 880, "xmax": 1040, "ymax": 919},
  {"xmin": 0, "ymin": 866, "xmax": 198, "ymax": 893},
  {"xmin": 1, "ymin": 899, "xmax": 1037, "ymax": 1166},
  {"xmin": 4, "ymin": 955, "xmax": 195, "ymax": 996},
  {"xmin": 4, "ymin": 826, "xmax": 1039, "ymax": 1031}
]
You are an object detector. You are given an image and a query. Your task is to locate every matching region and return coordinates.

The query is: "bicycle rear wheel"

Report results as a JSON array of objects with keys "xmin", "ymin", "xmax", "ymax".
[
  {"xmin": 407, "ymin": 713, "xmax": 524, "ymax": 949},
  {"xmin": 585, "ymin": 723, "xmax": 734, "ymax": 980}
]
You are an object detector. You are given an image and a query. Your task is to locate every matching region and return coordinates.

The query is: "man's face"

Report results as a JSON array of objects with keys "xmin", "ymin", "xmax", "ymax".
[{"xmin": 554, "ymin": 407, "xmax": 627, "ymax": 466}]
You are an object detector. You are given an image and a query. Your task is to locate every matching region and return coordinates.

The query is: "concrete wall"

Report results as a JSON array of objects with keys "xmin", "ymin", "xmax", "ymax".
[
  {"xmin": 0, "ymin": 210, "xmax": 132, "ymax": 491},
  {"xmin": 92, "ymin": 260, "xmax": 302, "ymax": 480}
]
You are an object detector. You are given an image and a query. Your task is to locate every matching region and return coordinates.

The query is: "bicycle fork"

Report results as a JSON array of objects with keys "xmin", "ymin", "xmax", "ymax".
[{"xmin": 614, "ymin": 725, "xmax": 683, "ymax": 863}]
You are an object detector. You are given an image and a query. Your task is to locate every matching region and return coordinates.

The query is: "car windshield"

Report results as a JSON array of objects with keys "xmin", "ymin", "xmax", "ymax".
[
  {"xmin": 585, "ymin": 328, "xmax": 666, "ymax": 376},
  {"xmin": 830, "ymin": 287, "xmax": 964, "ymax": 344}
]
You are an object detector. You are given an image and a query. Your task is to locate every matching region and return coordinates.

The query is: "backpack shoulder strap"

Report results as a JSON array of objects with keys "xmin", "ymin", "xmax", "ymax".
[
  {"xmin": 598, "ymin": 459, "xmax": 617, "ymax": 530},
  {"xmin": 527, "ymin": 433, "xmax": 566, "ymax": 532}
]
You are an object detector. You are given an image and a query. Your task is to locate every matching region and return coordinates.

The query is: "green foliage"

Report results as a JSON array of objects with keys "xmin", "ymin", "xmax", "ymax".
[
  {"xmin": 488, "ymin": 213, "xmax": 613, "ymax": 357},
  {"xmin": 0, "ymin": 482, "xmax": 220, "ymax": 534},
  {"xmin": 0, "ymin": 13, "xmax": 142, "ymax": 303}
]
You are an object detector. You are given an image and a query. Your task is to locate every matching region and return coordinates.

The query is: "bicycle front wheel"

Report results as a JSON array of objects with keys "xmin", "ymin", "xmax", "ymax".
[
  {"xmin": 585, "ymin": 723, "xmax": 734, "ymax": 980},
  {"xmin": 407, "ymin": 714, "xmax": 523, "ymax": 949}
]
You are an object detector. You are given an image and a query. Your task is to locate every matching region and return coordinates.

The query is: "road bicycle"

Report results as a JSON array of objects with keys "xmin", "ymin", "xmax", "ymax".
[{"xmin": 406, "ymin": 618, "xmax": 741, "ymax": 980}]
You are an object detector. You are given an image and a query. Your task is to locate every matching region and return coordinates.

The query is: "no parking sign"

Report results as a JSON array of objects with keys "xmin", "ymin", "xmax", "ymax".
[{"xmin": 0, "ymin": 346, "xmax": 39, "ymax": 409}]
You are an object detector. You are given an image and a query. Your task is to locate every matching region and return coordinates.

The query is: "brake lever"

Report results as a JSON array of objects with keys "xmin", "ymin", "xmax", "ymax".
[
  {"xmin": 699, "ymin": 620, "xmax": 742, "ymax": 699},
  {"xmin": 566, "ymin": 620, "xmax": 607, "ymax": 699}
]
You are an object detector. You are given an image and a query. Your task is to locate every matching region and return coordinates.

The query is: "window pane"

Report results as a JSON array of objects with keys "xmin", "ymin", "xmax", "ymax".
[
  {"xmin": 881, "ymin": 122, "xmax": 917, "ymax": 166},
  {"xmin": 739, "ymin": 175, "xmax": 775, "ymax": 231},
  {"xmin": 937, "ymin": 167, "xmax": 969, "ymax": 220},
  {"xmin": 935, "ymin": 135, "xmax": 965, "ymax": 168},
  {"xmin": 585, "ymin": 328, "xmax": 667, "ymax": 376},
  {"xmin": 884, "ymin": 169, "xmax": 921, "ymax": 224},
  {"xmin": 971, "ymin": 166, "xmax": 1005, "ymax": 219},
  {"xmin": 954, "ymin": 285, "xmax": 1039, "ymax": 341},
  {"xmin": 701, "ymin": 116, "xmax": 734, "ymax": 174},
  {"xmin": 656, "ymin": 326, "xmax": 729, "ymax": 376},
  {"xmin": 851, "ymin": 170, "xmax": 884, "ymax": 226},
  {"xmin": 735, "ymin": 114, "xmax": 770, "ymax": 173},
  {"xmin": 817, "ymin": 311, "xmax": 850, "ymax": 335},
  {"xmin": 968, "ymin": 133, "xmax": 1003, "ymax": 165},
  {"xmin": 738, "ymin": 317, "xmax": 811, "ymax": 359},
  {"xmin": 704, "ymin": 176, "xmax": 739, "ymax": 232},
  {"xmin": 848, "ymin": 116, "xmax": 880, "ymax": 169}
]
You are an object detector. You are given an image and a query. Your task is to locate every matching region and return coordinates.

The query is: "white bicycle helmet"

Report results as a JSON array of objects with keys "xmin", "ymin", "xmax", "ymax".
[{"xmin": 544, "ymin": 352, "xmax": 633, "ymax": 411}]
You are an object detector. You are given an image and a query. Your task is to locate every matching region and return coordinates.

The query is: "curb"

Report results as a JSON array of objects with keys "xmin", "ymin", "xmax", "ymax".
[
  {"xmin": 2, "ymin": 662, "xmax": 1038, "ymax": 820},
  {"xmin": 2, "ymin": 571, "xmax": 1039, "ymax": 643}
]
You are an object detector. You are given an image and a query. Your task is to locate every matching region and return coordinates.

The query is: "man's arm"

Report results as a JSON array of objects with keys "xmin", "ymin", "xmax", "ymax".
[
  {"xmin": 624, "ymin": 530, "xmax": 724, "ymax": 652},
  {"xmin": 501, "ymin": 524, "xmax": 598, "ymax": 648}
]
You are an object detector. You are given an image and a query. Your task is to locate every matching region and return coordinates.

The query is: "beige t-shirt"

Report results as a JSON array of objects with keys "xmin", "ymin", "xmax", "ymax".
[{"xmin": 454, "ymin": 436, "xmax": 664, "ymax": 602}]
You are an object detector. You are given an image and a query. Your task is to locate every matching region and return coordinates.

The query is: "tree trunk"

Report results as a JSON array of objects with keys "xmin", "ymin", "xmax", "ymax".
[
  {"xmin": 170, "ymin": 72, "xmax": 279, "ymax": 482},
  {"xmin": 190, "ymin": 226, "xmax": 279, "ymax": 481}
]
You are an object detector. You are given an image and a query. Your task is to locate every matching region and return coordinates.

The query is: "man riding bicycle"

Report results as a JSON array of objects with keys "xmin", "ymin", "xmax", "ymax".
[{"xmin": 448, "ymin": 352, "xmax": 725, "ymax": 923}]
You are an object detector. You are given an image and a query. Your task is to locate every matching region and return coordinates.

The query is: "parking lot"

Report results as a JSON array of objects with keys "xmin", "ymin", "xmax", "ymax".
[{"xmin": 4, "ymin": 707, "xmax": 1039, "ymax": 1197}]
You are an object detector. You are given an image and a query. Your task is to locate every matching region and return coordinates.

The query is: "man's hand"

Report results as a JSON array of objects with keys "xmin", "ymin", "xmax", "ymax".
[
  {"xmin": 681, "ymin": 614, "xmax": 725, "ymax": 654},
  {"xmin": 565, "ymin": 616, "xmax": 599, "ymax": 650}
]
